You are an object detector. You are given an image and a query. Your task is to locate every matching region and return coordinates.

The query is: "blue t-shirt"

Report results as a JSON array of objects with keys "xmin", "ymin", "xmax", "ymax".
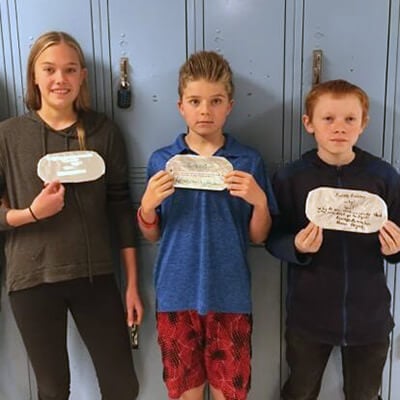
[{"xmin": 147, "ymin": 133, "xmax": 277, "ymax": 315}]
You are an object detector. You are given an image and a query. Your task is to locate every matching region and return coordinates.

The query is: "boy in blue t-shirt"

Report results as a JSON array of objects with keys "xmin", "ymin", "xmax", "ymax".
[{"xmin": 137, "ymin": 51, "xmax": 276, "ymax": 400}]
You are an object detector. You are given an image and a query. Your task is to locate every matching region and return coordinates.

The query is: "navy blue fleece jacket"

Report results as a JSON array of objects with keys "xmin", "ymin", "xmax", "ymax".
[{"xmin": 267, "ymin": 147, "xmax": 400, "ymax": 345}]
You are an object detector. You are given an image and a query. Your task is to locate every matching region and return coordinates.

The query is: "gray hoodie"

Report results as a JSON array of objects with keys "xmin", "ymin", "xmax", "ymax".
[{"xmin": 0, "ymin": 110, "xmax": 136, "ymax": 292}]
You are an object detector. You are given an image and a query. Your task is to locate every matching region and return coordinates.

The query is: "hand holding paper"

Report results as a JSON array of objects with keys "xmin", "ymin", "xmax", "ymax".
[
  {"xmin": 379, "ymin": 220, "xmax": 400, "ymax": 255},
  {"xmin": 30, "ymin": 181, "xmax": 65, "ymax": 220},
  {"xmin": 294, "ymin": 222, "xmax": 323, "ymax": 254}
]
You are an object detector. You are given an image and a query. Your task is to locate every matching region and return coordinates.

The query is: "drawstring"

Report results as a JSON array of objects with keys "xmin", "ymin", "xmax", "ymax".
[
  {"xmin": 73, "ymin": 187, "xmax": 93, "ymax": 283},
  {"xmin": 41, "ymin": 123, "xmax": 47, "ymax": 157},
  {"xmin": 40, "ymin": 117, "xmax": 94, "ymax": 283},
  {"xmin": 71, "ymin": 121, "xmax": 93, "ymax": 283}
]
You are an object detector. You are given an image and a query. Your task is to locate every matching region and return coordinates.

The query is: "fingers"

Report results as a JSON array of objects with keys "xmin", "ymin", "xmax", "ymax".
[
  {"xmin": 126, "ymin": 304, "xmax": 144, "ymax": 326},
  {"xmin": 225, "ymin": 170, "xmax": 263, "ymax": 205},
  {"xmin": 126, "ymin": 307, "xmax": 134, "ymax": 327},
  {"xmin": 151, "ymin": 172, "xmax": 174, "ymax": 193},
  {"xmin": 382, "ymin": 220, "xmax": 400, "ymax": 236},
  {"xmin": 43, "ymin": 180, "xmax": 62, "ymax": 193},
  {"xmin": 43, "ymin": 181, "xmax": 65, "ymax": 204},
  {"xmin": 142, "ymin": 171, "xmax": 175, "ymax": 210},
  {"xmin": 225, "ymin": 170, "xmax": 251, "ymax": 188},
  {"xmin": 295, "ymin": 222, "xmax": 323, "ymax": 253},
  {"xmin": 31, "ymin": 180, "xmax": 66, "ymax": 219},
  {"xmin": 133, "ymin": 305, "xmax": 144, "ymax": 325},
  {"xmin": 58, "ymin": 183, "xmax": 66, "ymax": 196},
  {"xmin": 379, "ymin": 220, "xmax": 400, "ymax": 255},
  {"xmin": 151, "ymin": 170, "xmax": 173, "ymax": 183}
]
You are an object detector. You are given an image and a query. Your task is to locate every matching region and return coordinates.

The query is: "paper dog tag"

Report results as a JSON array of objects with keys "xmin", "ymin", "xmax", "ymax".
[
  {"xmin": 305, "ymin": 187, "xmax": 387, "ymax": 233},
  {"xmin": 37, "ymin": 150, "xmax": 105, "ymax": 183},
  {"xmin": 166, "ymin": 154, "xmax": 233, "ymax": 191}
]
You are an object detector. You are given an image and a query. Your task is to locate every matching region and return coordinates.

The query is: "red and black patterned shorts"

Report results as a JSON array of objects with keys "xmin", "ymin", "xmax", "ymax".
[{"xmin": 156, "ymin": 310, "xmax": 252, "ymax": 400}]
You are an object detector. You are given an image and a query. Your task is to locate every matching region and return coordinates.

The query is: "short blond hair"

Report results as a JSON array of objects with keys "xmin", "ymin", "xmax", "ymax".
[{"xmin": 178, "ymin": 51, "xmax": 234, "ymax": 100}]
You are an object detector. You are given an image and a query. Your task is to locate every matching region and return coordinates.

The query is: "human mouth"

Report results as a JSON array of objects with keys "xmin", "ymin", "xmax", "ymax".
[{"xmin": 51, "ymin": 89, "xmax": 70, "ymax": 95}]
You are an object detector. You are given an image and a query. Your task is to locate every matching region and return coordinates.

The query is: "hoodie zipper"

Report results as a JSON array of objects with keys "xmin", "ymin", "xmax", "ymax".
[{"xmin": 337, "ymin": 166, "xmax": 349, "ymax": 345}]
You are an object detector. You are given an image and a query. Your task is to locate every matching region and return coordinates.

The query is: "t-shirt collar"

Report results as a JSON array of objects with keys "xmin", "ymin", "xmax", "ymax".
[{"xmin": 172, "ymin": 133, "xmax": 236, "ymax": 157}]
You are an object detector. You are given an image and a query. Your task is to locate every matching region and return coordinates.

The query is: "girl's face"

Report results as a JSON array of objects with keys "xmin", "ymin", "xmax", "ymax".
[{"xmin": 34, "ymin": 42, "xmax": 87, "ymax": 114}]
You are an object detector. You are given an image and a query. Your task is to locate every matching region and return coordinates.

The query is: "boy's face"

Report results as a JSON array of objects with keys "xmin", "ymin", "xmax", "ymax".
[
  {"xmin": 303, "ymin": 93, "xmax": 368, "ymax": 165},
  {"xmin": 178, "ymin": 79, "xmax": 233, "ymax": 140}
]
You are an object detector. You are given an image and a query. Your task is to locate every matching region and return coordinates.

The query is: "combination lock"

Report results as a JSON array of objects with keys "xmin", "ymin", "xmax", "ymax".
[{"xmin": 117, "ymin": 83, "xmax": 131, "ymax": 109}]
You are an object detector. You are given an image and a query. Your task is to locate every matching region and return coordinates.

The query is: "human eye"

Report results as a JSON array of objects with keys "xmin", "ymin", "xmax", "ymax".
[
  {"xmin": 188, "ymin": 98, "xmax": 200, "ymax": 106},
  {"xmin": 322, "ymin": 116, "xmax": 333, "ymax": 122},
  {"xmin": 43, "ymin": 66, "xmax": 54, "ymax": 74},
  {"xmin": 211, "ymin": 98, "xmax": 223, "ymax": 105},
  {"xmin": 66, "ymin": 67, "xmax": 78, "ymax": 74},
  {"xmin": 346, "ymin": 116, "xmax": 356, "ymax": 123}
]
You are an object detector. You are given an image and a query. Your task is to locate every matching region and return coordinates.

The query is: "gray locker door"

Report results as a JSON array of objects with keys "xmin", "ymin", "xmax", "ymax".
[
  {"xmin": 384, "ymin": 0, "xmax": 400, "ymax": 398},
  {"xmin": 107, "ymin": 2, "xmax": 188, "ymax": 399},
  {"xmin": 298, "ymin": 1, "xmax": 398, "ymax": 399},
  {"xmin": 201, "ymin": 1, "xmax": 285, "ymax": 399}
]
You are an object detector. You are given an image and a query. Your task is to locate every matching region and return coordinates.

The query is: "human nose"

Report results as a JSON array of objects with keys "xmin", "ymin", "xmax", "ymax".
[
  {"xmin": 333, "ymin": 120, "xmax": 346, "ymax": 133},
  {"xmin": 199, "ymin": 101, "xmax": 210, "ymax": 114},
  {"xmin": 54, "ymin": 69, "xmax": 66, "ymax": 83}
]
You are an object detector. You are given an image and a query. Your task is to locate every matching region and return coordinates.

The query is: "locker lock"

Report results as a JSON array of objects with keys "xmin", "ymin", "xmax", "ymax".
[{"xmin": 118, "ymin": 57, "xmax": 132, "ymax": 109}]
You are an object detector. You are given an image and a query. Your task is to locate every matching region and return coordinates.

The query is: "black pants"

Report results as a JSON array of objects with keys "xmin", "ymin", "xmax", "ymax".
[
  {"xmin": 281, "ymin": 330, "xmax": 389, "ymax": 400},
  {"xmin": 10, "ymin": 275, "xmax": 139, "ymax": 400}
]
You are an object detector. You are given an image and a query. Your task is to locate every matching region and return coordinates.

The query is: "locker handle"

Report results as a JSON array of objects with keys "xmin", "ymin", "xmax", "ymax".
[
  {"xmin": 120, "ymin": 57, "xmax": 130, "ymax": 88},
  {"xmin": 312, "ymin": 49, "xmax": 323, "ymax": 87},
  {"xmin": 118, "ymin": 57, "xmax": 132, "ymax": 109}
]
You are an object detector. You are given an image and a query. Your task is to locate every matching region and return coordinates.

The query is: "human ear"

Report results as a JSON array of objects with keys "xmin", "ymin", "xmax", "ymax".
[
  {"xmin": 80, "ymin": 68, "xmax": 88, "ymax": 84},
  {"xmin": 226, "ymin": 99, "xmax": 234, "ymax": 115},
  {"xmin": 302, "ymin": 114, "xmax": 314, "ymax": 134},
  {"xmin": 177, "ymin": 99, "xmax": 184, "ymax": 117},
  {"xmin": 361, "ymin": 114, "xmax": 370, "ymax": 132}
]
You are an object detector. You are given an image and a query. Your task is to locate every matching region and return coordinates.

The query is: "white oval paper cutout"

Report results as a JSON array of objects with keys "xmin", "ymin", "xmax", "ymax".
[
  {"xmin": 305, "ymin": 187, "xmax": 387, "ymax": 233},
  {"xmin": 166, "ymin": 155, "xmax": 233, "ymax": 191},
  {"xmin": 37, "ymin": 150, "xmax": 105, "ymax": 183}
]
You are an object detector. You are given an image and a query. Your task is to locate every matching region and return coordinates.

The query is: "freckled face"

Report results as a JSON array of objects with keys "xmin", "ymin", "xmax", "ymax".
[
  {"xmin": 303, "ymin": 93, "xmax": 367, "ymax": 165},
  {"xmin": 178, "ymin": 79, "xmax": 233, "ymax": 140},
  {"xmin": 34, "ymin": 42, "xmax": 87, "ymax": 113}
]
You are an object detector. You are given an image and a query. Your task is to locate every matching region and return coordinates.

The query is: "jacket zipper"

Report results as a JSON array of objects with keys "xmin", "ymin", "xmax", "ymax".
[{"xmin": 337, "ymin": 166, "xmax": 348, "ymax": 345}]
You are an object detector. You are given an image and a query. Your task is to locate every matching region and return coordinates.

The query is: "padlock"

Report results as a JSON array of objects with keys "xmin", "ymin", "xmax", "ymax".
[
  {"xmin": 117, "ymin": 82, "xmax": 131, "ymax": 109},
  {"xmin": 117, "ymin": 57, "xmax": 132, "ymax": 109}
]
